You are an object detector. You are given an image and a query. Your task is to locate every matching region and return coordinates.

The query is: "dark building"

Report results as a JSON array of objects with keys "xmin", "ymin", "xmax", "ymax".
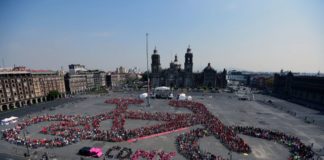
[
  {"xmin": 273, "ymin": 72, "xmax": 324, "ymax": 108},
  {"xmin": 151, "ymin": 46, "xmax": 227, "ymax": 89},
  {"xmin": 184, "ymin": 47, "xmax": 193, "ymax": 87}
]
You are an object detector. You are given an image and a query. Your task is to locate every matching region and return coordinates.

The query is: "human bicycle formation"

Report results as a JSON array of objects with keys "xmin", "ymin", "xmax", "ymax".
[{"xmin": 1, "ymin": 98, "xmax": 314, "ymax": 160}]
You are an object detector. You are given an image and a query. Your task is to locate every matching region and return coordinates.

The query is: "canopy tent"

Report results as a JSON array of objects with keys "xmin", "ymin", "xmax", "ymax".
[
  {"xmin": 139, "ymin": 93, "xmax": 148, "ymax": 99},
  {"xmin": 187, "ymin": 96, "xmax": 192, "ymax": 101},
  {"xmin": 178, "ymin": 93, "xmax": 186, "ymax": 100}
]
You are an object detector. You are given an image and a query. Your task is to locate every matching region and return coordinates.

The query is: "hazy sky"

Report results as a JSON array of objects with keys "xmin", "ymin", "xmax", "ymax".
[{"xmin": 0, "ymin": 0, "xmax": 323, "ymax": 72}]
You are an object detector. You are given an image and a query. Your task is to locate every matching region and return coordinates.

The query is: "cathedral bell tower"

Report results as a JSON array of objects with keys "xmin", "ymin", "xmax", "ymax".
[
  {"xmin": 151, "ymin": 47, "xmax": 161, "ymax": 87},
  {"xmin": 184, "ymin": 45, "xmax": 193, "ymax": 88}
]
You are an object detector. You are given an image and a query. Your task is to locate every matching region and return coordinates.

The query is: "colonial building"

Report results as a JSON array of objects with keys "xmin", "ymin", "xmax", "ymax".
[
  {"xmin": 30, "ymin": 70, "xmax": 66, "ymax": 102},
  {"xmin": 65, "ymin": 64, "xmax": 106, "ymax": 94},
  {"xmin": 0, "ymin": 67, "xmax": 65, "ymax": 112},
  {"xmin": 92, "ymin": 70, "xmax": 106, "ymax": 88},
  {"xmin": 151, "ymin": 46, "xmax": 227, "ymax": 89},
  {"xmin": 106, "ymin": 71, "xmax": 127, "ymax": 88},
  {"xmin": 273, "ymin": 71, "xmax": 324, "ymax": 108},
  {"xmin": 64, "ymin": 73, "xmax": 87, "ymax": 94}
]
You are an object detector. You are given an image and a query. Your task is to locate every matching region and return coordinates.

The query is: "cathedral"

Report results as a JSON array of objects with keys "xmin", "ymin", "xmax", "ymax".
[{"xmin": 151, "ymin": 46, "xmax": 227, "ymax": 89}]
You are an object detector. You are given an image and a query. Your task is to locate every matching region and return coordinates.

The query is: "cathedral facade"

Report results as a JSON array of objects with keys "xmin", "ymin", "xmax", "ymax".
[{"xmin": 151, "ymin": 47, "xmax": 227, "ymax": 89}]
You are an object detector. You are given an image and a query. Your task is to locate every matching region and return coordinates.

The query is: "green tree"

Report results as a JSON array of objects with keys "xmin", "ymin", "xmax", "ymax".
[{"xmin": 47, "ymin": 90, "xmax": 60, "ymax": 100}]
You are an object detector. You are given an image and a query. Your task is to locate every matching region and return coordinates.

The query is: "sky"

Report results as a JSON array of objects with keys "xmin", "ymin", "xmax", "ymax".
[{"xmin": 0, "ymin": 0, "xmax": 323, "ymax": 73}]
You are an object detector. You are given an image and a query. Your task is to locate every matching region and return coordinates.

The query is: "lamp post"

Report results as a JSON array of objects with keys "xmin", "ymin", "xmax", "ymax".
[
  {"xmin": 228, "ymin": 150, "xmax": 232, "ymax": 160},
  {"xmin": 23, "ymin": 128, "xmax": 30, "ymax": 157},
  {"xmin": 146, "ymin": 33, "xmax": 150, "ymax": 107}
]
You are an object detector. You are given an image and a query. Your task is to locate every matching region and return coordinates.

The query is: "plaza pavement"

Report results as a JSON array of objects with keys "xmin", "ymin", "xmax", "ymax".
[{"xmin": 0, "ymin": 92, "xmax": 323, "ymax": 160}]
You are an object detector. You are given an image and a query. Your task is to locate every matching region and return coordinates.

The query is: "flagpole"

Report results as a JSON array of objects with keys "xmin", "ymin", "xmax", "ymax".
[{"xmin": 146, "ymin": 33, "xmax": 150, "ymax": 107}]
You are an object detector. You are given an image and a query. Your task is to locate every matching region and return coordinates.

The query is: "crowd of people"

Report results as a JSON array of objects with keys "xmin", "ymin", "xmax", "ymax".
[
  {"xmin": 2, "ymin": 114, "xmax": 86, "ymax": 148},
  {"xmin": 130, "ymin": 150, "xmax": 176, "ymax": 160},
  {"xmin": 105, "ymin": 146, "xmax": 132, "ymax": 159},
  {"xmin": 104, "ymin": 146, "xmax": 176, "ymax": 159},
  {"xmin": 176, "ymin": 128, "xmax": 226, "ymax": 160},
  {"xmin": 169, "ymin": 100, "xmax": 251, "ymax": 153},
  {"xmin": 233, "ymin": 126, "xmax": 314, "ymax": 160},
  {"xmin": 1, "ymin": 98, "xmax": 314, "ymax": 160}
]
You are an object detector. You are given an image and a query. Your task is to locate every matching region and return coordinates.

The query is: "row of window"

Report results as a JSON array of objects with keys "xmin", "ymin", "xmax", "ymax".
[{"xmin": 0, "ymin": 78, "xmax": 32, "ymax": 83}]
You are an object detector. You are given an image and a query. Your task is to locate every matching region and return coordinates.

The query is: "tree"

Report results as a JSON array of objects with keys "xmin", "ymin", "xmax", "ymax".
[
  {"xmin": 47, "ymin": 90, "xmax": 60, "ymax": 100},
  {"xmin": 140, "ymin": 71, "xmax": 149, "ymax": 81}
]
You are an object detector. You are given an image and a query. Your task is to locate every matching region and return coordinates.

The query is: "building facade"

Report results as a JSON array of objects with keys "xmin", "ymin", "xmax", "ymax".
[
  {"xmin": 151, "ymin": 46, "xmax": 227, "ymax": 89},
  {"xmin": 273, "ymin": 72, "xmax": 324, "ymax": 108},
  {"xmin": 69, "ymin": 64, "xmax": 87, "ymax": 74},
  {"xmin": 31, "ymin": 70, "xmax": 66, "ymax": 102},
  {"xmin": 0, "ymin": 67, "xmax": 65, "ymax": 112},
  {"xmin": 65, "ymin": 65, "xmax": 107, "ymax": 94},
  {"xmin": 106, "ymin": 72, "xmax": 126, "ymax": 88},
  {"xmin": 93, "ymin": 70, "xmax": 106, "ymax": 88},
  {"xmin": 64, "ymin": 73, "xmax": 87, "ymax": 94}
]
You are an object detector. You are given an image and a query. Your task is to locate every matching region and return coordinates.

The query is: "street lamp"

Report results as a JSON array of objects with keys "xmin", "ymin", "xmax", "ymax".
[
  {"xmin": 23, "ymin": 128, "xmax": 30, "ymax": 157},
  {"xmin": 146, "ymin": 33, "xmax": 150, "ymax": 107}
]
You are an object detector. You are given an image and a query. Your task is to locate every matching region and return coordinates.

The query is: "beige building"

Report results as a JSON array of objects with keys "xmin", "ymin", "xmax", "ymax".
[
  {"xmin": 64, "ymin": 73, "xmax": 87, "ymax": 94},
  {"xmin": 91, "ymin": 70, "xmax": 106, "ymax": 88},
  {"xmin": 65, "ymin": 65, "xmax": 107, "ymax": 94},
  {"xmin": 31, "ymin": 70, "xmax": 66, "ymax": 102},
  {"xmin": 0, "ymin": 67, "xmax": 66, "ymax": 112},
  {"xmin": 106, "ymin": 72, "xmax": 127, "ymax": 88}
]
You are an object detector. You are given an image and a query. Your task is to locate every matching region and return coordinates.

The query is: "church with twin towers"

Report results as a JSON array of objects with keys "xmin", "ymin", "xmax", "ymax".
[{"xmin": 151, "ymin": 46, "xmax": 227, "ymax": 89}]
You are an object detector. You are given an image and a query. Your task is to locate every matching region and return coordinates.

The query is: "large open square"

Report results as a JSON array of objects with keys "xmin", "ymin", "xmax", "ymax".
[{"xmin": 0, "ymin": 92, "xmax": 323, "ymax": 160}]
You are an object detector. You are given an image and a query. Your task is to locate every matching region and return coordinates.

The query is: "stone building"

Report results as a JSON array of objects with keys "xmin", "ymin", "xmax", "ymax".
[
  {"xmin": 106, "ymin": 72, "xmax": 126, "ymax": 88},
  {"xmin": 0, "ymin": 67, "xmax": 65, "ymax": 112},
  {"xmin": 83, "ymin": 72, "xmax": 95, "ymax": 90},
  {"xmin": 64, "ymin": 73, "xmax": 87, "ymax": 94},
  {"xmin": 31, "ymin": 70, "xmax": 66, "ymax": 102},
  {"xmin": 65, "ymin": 64, "xmax": 107, "ymax": 94},
  {"xmin": 273, "ymin": 71, "xmax": 324, "ymax": 108},
  {"xmin": 92, "ymin": 70, "xmax": 106, "ymax": 88},
  {"xmin": 151, "ymin": 46, "xmax": 227, "ymax": 89}
]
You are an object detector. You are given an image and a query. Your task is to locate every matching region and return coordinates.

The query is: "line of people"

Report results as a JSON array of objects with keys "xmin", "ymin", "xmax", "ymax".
[
  {"xmin": 1, "ymin": 98, "xmax": 314, "ymax": 160},
  {"xmin": 234, "ymin": 126, "xmax": 314, "ymax": 160},
  {"xmin": 176, "ymin": 128, "xmax": 226, "ymax": 160},
  {"xmin": 169, "ymin": 100, "xmax": 251, "ymax": 153}
]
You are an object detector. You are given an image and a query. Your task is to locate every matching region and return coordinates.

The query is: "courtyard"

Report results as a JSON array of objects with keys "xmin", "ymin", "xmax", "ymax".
[{"xmin": 0, "ymin": 92, "xmax": 323, "ymax": 160}]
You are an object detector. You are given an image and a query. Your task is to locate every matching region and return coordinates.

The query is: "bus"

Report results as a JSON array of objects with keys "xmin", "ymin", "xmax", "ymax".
[{"xmin": 1, "ymin": 116, "xmax": 18, "ymax": 125}]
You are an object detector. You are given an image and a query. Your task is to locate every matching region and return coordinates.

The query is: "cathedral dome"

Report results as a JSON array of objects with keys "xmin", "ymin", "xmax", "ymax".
[{"xmin": 203, "ymin": 63, "xmax": 216, "ymax": 72}]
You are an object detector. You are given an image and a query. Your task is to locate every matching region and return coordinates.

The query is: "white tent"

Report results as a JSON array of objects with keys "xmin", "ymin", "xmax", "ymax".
[
  {"xmin": 139, "ymin": 93, "xmax": 148, "ymax": 99},
  {"xmin": 187, "ymin": 96, "xmax": 192, "ymax": 101},
  {"xmin": 178, "ymin": 93, "xmax": 186, "ymax": 100}
]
